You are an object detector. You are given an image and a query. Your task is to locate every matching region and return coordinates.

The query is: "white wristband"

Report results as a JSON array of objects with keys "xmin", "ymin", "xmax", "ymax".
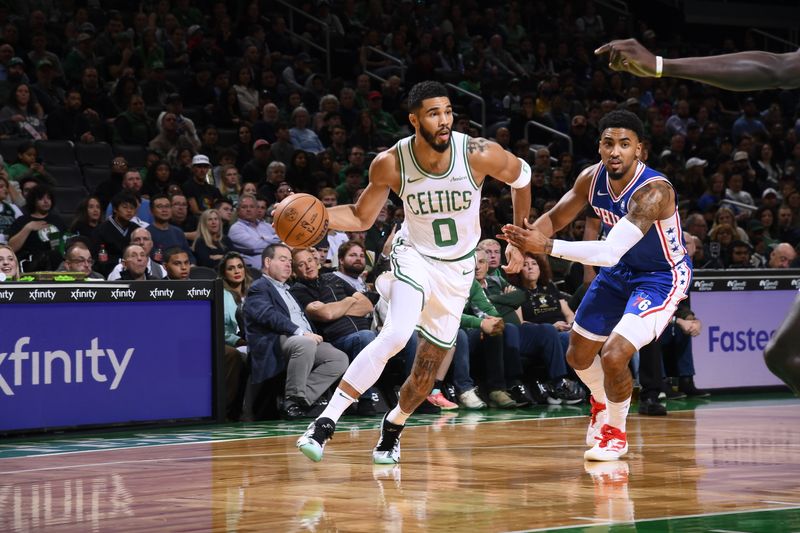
[
  {"xmin": 655, "ymin": 55, "xmax": 663, "ymax": 78},
  {"xmin": 509, "ymin": 157, "xmax": 531, "ymax": 189}
]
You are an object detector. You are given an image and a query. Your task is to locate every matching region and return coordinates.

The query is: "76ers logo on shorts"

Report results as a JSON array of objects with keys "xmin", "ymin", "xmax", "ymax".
[{"xmin": 633, "ymin": 295, "xmax": 652, "ymax": 311}]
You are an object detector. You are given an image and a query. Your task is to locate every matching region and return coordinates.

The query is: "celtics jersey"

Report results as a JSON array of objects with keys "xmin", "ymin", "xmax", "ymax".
[{"xmin": 395, "ymin": 131, "xmax": 481, "ymax": 260}]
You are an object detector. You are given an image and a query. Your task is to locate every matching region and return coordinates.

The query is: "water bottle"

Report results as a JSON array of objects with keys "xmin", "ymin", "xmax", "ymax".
[
  {"xmin": 98, "ymin": 243, "xmax": 108, "ymax": 263},
  {"xmin": 154, "ymin": 246, "xmax": 164, "ymax": 263}
]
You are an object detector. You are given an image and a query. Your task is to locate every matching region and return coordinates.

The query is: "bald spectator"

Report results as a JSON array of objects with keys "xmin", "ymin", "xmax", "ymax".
[
  {"xmin": 108, "ymin": 227, "xmax": 167, "ymax": 280},
  {"xmin": 227, "ymin": 194, "xmax": 280, "ymax": 268},
  {"xmin": 768, "ymin": 243, "xmax": 797, "ymax": 268},
  {"xmin": 117, "ymin": 244, "xmax": 153, "ymax": 280}
]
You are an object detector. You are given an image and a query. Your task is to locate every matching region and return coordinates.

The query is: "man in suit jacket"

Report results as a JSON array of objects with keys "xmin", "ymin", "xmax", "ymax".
[{"xmin": 243, "ymin": 243, "xmax": 348, "ymax": 420}]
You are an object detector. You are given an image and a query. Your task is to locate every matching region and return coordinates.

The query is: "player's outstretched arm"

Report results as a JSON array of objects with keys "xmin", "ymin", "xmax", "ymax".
[
  {"xmin": 327, "ymin": 149, "xmax": 395, "ymax": 232},
  {"xmin": 468, "ymin": 137, "xmax": 531, "ymax": 273},
  {"xmin": 595, "ymin": 38, "xmax": 800, "ymax": 91},
  {"xmin": 502, "ymin": 180, "xmax": 672, "ymax": 267}
]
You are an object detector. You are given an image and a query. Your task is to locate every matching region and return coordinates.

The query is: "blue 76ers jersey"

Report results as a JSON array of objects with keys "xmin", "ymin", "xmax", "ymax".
[{"xmin": 588, "ymin": 161, "xmax": 687, "ymax": 272}]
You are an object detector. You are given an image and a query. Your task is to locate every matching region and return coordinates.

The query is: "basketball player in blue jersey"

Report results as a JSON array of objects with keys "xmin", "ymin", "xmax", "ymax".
[
  {"xmin": 502, "ymin": 110, "xmax": 691, "ymax": 461},
  {"xmin": 297, "ymin": 81, "xmax": 532, "ymax": 463},
  {"xmin": 594, "ymin": 39, "xmax": 800, "ymax": 395}
]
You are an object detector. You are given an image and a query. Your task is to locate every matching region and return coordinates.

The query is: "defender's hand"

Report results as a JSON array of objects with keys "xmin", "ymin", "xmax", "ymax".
[
  {"xmin": 499, "ymin": 220, "xmax": 549, "ymax": 254},
  {"xmin": 595, "ymin": 38, "xmax": 658, "ymax": 77}
]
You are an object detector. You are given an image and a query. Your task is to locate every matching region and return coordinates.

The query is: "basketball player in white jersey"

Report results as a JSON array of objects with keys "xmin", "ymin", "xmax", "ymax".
[{"xmin": 297, "ymin": 81, "xmax": 532, "ymax": 463}]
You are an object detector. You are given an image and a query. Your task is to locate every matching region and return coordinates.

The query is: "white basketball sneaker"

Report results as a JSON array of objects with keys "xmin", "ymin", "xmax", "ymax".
[
  {"xmin": 586, "ymin": 395, "xmax": 608, "ymax": 446},
  {"xmin": 584, "ymin": 424, "xmax": 629, "ymax": 461}
]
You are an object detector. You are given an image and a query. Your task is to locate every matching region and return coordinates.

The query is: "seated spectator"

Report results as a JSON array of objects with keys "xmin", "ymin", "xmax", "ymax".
[
  {"xmin": 107, "ymin": 227, "xmax": 167, "ymax": 280},
  {"xmin": 707, "ymin": 223, "xmax": 736, "ymax": 268},
  {"xmin": 768, "ymin": 242, "xmax": 797, "ymax": 268},
  {"xmin": 0, "ymin": 243, "xmax": 19, "ymax": 280},
  {"xmin": 215, "ymin": 198, "xmax": 234, "ymax": 232},
  {"xmin": 0, "ymin": 82, "xmax": 46, "ymax": 139},
  {"xmin": 69, "ymin": 195, "xmax": 104, "ymax": 244},
  {"xmin": 257, "ymin": 161, "xmax": 288, "ymax": 205},
  {"xmin": 0, "ymin": 173, "xmax": 22, "ymax": 241},
  {"xmin": 182, "ymin": 154, "xmax": 223, "ymax": 215},
  {"xmin": 6, "ymin": 141, "xmax": 54, "ymax": 185},
  {"xmin": 711, "ymin": 206, "xmax": 749, "ymax": 243},
  {"xmin": 149, "ymin": 111, "xmax": 199, "ymax": 162},
  {"xmin": 517, "ymin": 253, "xmax": 575, "ymax": 351},
  {"xmin": 219, "ymin": 252, "xmax": 251, "ymax": 420},
  {"xmin": 290, "ymin": 245, "xmax": 380, "ymax": 415},
  {"xmin": 241, "ymin": 139, "xmax": 273, "ymax": 184},
  {"xmin": 113, "ymin": 94, "xmax": 157, "ymax": 146},
  {"xmin": 659, "ymin": 301, "xmax": 709, "ymax": 397},
  {"xmin": 92, "ymin": 191, "xmax": 141, "ymax": 276},
  {"xmin": 336, "ymin": 165, "xmax": 365, "ymax": 205},
  {"xmin": 104, "ymin": 169, "xmax": 153, "ymax": 225},
  {"xmin": 289, "ymin": 106, "xmax": 325, "ymax": 154},
  {"xmin": 45, "ymin": 88, "xmax": 94, "ymax": 143},
  {"xmin": 193, "ymin": 208, "xmax": 226, "ymax": 268},
  {"xmin": 510, "ymin": 254, "xmax": 584, "ymax": 404},
  {"xmin": 219, "ymin": 165, "xmax": 242, "ymax": 206},
  {"xmin": 60, "ymin": 240, "xmax": 104, "ymax": 279},
  {"xmin": 142, "ymin": 160, "xmax": 179, "ymax": 199},
  {"xmin": 227, "ymin": 193, "xmax": 279, "ymax": 268},
  {"xmin": 728, "ymin": 240, "xmax": 754, "ymax": 268},
  {"xmin": 147, "ymin": 193, "xmax": 194, "ymax": 263},
  {"xmin": 163, "ymin": 246, "xmax": 191, "ymax": 280},
  {"xmin": 242, "ymin": 243, "xmax": 348, "ymax": 420},
  {"xmin": 170, "ymin": 192, "xmax": 199, "ymax": 243},
  {"xmin": 8, "ymin": 184, "xmax": 65, "ymax": 271},
  {"xmin": 117, "ymin": 244, "xmax": 153, "ymax": 281}
]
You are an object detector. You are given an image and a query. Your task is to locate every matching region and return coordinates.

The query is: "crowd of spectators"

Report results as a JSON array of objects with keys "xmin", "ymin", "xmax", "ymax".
[{"xmin": 0, "ymin": 1, "xmax": 798, "ymax": 419}]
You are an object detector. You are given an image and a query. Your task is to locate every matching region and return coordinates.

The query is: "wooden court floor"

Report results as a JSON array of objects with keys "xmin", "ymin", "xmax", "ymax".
[{"xmin": 2, "ymin": 395, "xmax": 800, "ymax": 532}]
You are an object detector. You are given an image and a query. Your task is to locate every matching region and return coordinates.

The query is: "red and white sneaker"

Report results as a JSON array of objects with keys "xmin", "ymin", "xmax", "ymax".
[
  {"xmin": 584, "ymin": 424, "xmax": 628, "ymax": 461},
  {"xmin": 586, "ymin": 395, "xmax": 608, "ymax": 446},
  {"xmin": 427, "ymin": 391, "xmax": 458, "ymax": 410}
]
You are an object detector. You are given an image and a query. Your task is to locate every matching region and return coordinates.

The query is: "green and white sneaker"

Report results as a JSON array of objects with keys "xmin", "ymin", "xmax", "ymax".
[
  {"xmin": 297, "ymin": 417, "xmax": 336, "ymax": 462},
  {"xmin": 372, "ymin": 413, "xmax": 404, "ymax": 464}
]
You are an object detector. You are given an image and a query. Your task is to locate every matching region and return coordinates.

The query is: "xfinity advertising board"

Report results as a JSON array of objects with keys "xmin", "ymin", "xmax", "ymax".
[{"xmin": 0, "ymin": 281, "xmax": 223, "ymax": 433}]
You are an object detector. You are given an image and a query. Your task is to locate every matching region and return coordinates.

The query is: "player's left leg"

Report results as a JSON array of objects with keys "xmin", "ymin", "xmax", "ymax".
[{"xmin": 765, "ymin": 293, "xmax": 800, "ymax": 396}]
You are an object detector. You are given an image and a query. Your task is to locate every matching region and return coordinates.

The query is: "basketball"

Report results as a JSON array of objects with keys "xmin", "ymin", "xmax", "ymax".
[{"xmin": 272, "ymin": 193, "xmax": 330, "ymax": 247}]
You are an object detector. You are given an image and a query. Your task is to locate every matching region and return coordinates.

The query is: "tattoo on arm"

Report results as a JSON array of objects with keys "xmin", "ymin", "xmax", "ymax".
[
  {"xmin": 626, "ymin": 181, "xmax": 672, "ymax": 233},
  {"xmin": 466, "ymin": 137, "xmax": 489, "ymax": 154}
]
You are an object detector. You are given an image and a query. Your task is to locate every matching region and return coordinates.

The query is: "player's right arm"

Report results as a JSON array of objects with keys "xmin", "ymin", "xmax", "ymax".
[
  {"xmin": 326, "ymin": 149, "xmax": 397, "ymax": 232},
  {"xmin": 530, "ymin": 164, "xmax": 595, "ymax": 237},
  {"xmin": 596, "ymin": 38, "xmax": 800, "ymax": 91}
]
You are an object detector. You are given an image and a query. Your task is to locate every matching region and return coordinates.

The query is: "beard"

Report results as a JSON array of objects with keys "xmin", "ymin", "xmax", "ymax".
[
  {"xmin": 606, "ymin": 159, "xmax": 630, "ymax": 181},
  {"xmin": 342, "ymin": 263, "xmax": 365, "ymax": 278},
  {"xmin": 419, "ymin": 121, "xmax": 451, "ymax": 153}
]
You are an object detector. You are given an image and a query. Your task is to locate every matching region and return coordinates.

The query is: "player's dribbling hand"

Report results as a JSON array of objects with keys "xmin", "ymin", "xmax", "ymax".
[
  {"xmin": 499, "ymin": 220, "xmax": 549, "ymax": 254},
  {"xmin": 594, "ymin": 38, "xmax": 657, "ymax": 77}
]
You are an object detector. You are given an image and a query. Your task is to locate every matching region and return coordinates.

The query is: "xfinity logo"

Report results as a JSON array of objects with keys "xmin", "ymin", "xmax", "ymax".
[
  {"xmin": 28, "ymin": 289, "xmax": 55, "ymax": 301},
  {"xmin": 70, "ymin": 289, "xmax": 97, "ymax": 300},
  {"xmin": 187, "ymin": 287, "xmax": 211, "ymax": 298},
  {"xmin": 726, "ymin": 280, "xmax": 747, "ymax": 291},
  {"xmin": 110, "ymin": 288, "xmax": 136, "ymax": 300},
  {"xmin": 694, "ymin": 280, "xmax": 715, "ymax": 291},
  {"xmin": 758, "ymin": 280, "xmax": 779, "ymax": 290},
  {"xmin": 0, "ymin": 290, "xmax": 13, "ymax": 301},
  {"xmin": 0, "ymin": 337, "xmax": 134, "ymax": 396},
  {"xmin": 149, "ymin": 288, "xmax": 174, "ymax": 299}
]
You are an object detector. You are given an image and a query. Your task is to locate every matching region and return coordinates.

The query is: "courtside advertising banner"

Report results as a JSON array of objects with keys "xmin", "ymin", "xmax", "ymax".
[
  {"xmin": 690, "ymin": 272, "xmax": 798, "ymax": 389},
  {"xmin": 0, "ymin": 281, "xmax": 221, "ymax": 432}
]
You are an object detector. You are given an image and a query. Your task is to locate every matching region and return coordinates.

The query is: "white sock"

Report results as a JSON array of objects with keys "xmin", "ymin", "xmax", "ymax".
[
  {"xmin": 574, "ymin": 354, "xmax": 606, "ymax": 404},
  {"xmin": 317, "ymin": 389, "xmax": 356, "ymax": 425},
  {"xmin": 606, "ymin": 397, "xmax": 631, "ymax": 432},
  {"xmin": 386, "ymin": 404, "xmax": 411, "ymax": 426}
]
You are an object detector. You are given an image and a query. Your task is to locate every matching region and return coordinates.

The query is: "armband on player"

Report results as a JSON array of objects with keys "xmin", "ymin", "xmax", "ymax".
[{"xmin": 509, "ymin": 157, "xmax": 531, "ymax": 189}]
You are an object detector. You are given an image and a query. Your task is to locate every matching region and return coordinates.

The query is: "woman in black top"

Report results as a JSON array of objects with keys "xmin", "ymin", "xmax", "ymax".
[
  {"xmin": 516, "ymin": 253, "xmax": 575, "ymax": 349},
  {"xmin": 69, "ymin": 195, "xmax": 104, "ymax": 246},
  {"xmin": 193, "ymin": 208, "xmax": 226, "ymax": 268}
]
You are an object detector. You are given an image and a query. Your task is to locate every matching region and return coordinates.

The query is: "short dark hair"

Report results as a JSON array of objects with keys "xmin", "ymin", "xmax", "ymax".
[
  {"xmin": 150, "ymin": 193, "xmax": 170, "ymax": 209},
  {"xmin": 111, "ymin": 190, "xmax": 139, "ymax": 210},
  {"xmin": 408, "ymin": 81, "xmax": 449, "ymax": 112},
  {"xmin": 262, "ymin": 242, "xmax": 289, "ymax": 262},
  {"xmin": 163, "ymin": 246, "xmax": 188, "ymax": 264},
  {"xmin": 338, "ymin": 239, "xmax": 365, "ymax": 262},
  {"xmin": 598, "ymin": 110, "xmax": 644, "ymax": 141}
]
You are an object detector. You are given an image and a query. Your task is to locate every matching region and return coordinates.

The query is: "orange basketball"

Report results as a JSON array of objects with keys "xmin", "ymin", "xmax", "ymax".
[{"xmin": 272, "ymin": 193, "xmax": 330, "ymax": 247}]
